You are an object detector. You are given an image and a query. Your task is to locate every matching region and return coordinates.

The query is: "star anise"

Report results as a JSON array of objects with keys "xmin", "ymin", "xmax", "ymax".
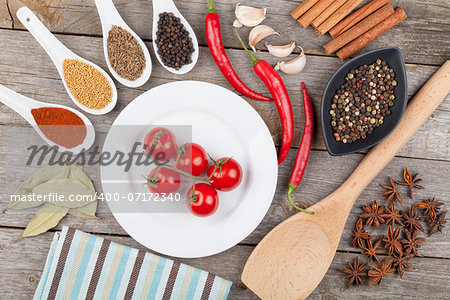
[
  {"xmin": 402, "ymin": 206, "xmax": 424, "ymax": 232},
  {"xmin": 415, "ymin": 197, "xmax": 444, "ymax": 220},
  {"xmin": 340, "ymin": 256, "xmax": 367, "ymax": 288},
  {"xmin": 368, "ymin": 258, "xmax": 395, "ymax": 286},
  {"xmin": 380, "ymin": 177, "xmax": 403, "ymax": 205},
  {"xmin": 381, "ymin": 202, "xmax": 404, "ymax": 227},
  {"xmin": 393, "ymin": 254, "xmax": 414, "ymax": 278},
  {"xmin": 427, "ymin": 211, "xmax": 447, "ymax": 236},
  {"xmin": 361, "ymin": 237, "xmax": 386, "ymax": 264},
  {"xmin": 352, "ymin": 218, "xmax": 373, "ymax": 248},
  {"xmin": 400, "ymin": 229, "xmax": 426, "ymax": 256},
  {"xmin": 383, "ymin": 225, "xmax": 403, "ymax": 255},
  {"xmin": 361, "ymin": 200, "xmax": 386, "ymax": 229},
  {"xmin": 396, "ymin": 168, "xmax": 424, "ymax": 199}
]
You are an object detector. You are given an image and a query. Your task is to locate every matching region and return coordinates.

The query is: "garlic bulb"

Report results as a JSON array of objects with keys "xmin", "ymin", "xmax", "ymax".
[
  {"xmin": 249, "ymin": 25, "xmax": 279, "ymax": 52},
  {"xmin": 266, "ymin": 42, "xmax": 296, "ymax": 58},
  {"xmin": 234, "ymin": 4, "xmax": 266, "ymax": 27},
  {"xmin": 275, "ymin": 47, "xmax": 306, "ymax": 75}
]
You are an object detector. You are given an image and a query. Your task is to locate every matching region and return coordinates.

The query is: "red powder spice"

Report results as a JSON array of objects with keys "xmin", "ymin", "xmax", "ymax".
[{"xmin": 31, "ymin": 107, "xmax": 87, "ymax": 149}]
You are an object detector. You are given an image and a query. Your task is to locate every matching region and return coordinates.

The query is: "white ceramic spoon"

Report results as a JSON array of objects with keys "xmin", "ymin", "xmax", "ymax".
[
  {"xmin": 94, "ymin": 0, "xmax": 152, "ymax": 87},
  {"xmin": 152, "ymin": 0, "xmax": 199, "ymax": 74},
  {"xmin": 0, "ymin": 84, "xmax": 95, "ymax": 153},
  {"xmin": 16, "ymin": 7, "xmax": 117, "ymax": 115}
]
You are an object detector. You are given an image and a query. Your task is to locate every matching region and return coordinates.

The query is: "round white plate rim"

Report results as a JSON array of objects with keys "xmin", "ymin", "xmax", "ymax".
[{"xmin": 101, "ymin": 80, "xmax": 277, "ymax": 258}]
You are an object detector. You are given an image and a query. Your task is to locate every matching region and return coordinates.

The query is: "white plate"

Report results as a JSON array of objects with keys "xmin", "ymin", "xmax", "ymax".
[{"xmin": 101, "ymin": 81, "xmax": 277, "ymax": 258}]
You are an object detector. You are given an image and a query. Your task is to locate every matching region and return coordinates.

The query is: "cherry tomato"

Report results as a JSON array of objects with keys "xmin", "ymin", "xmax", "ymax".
[
  {"xmin": 176, "ymin": 143, "xmax": 208, "ymax": 176},
  {"xmin": 147, "ymin": 167, "xmax": 180, "ymax": 194},
  {"xmin": 207, "ymin": 157, "xmax": 243, "ymax": 191},
  {"xmin": 186, "ymin": 183, "xmax": 219, "ymax": 217},
  {"xmin": 144, "ymin": 127, "xmax": 177, "ymax": 161}
]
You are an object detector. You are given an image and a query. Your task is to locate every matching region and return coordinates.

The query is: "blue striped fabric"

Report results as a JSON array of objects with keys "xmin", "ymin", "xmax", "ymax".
[{"xmin": 34, "ymin": 227, "xmax": 232, "ymax": 300}]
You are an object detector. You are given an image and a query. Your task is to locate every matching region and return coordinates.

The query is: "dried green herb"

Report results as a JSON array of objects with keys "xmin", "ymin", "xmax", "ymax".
[
  {"xmin": 69, "ymin": 201, "xmax": 99, "ymax": 219},
  {"xmin": 32, "ymin": 179, "xmax": 96, "ymax": 208},
  {"xmin": 11, "ymin": 165, "xmax": 99, "ymax": 240},
  {"xmin": 9, "ymin": 165, "xmax": 70, "ymax": 209},
  {"xmin": 16, "ymin": 203, "xmax": 69, "ymax": 241}
]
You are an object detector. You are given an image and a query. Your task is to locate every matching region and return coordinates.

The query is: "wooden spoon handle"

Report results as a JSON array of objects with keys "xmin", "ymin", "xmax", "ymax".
[{"xmin": 344, "ymin": 60, "xmax": 450, "ymax": 198}]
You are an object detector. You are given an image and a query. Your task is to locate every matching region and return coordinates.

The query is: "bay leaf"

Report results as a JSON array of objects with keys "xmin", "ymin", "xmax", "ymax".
[
  {"xmin": 9, "ymin": 165, "xmax": 70, "ymax": 210},
  {"xmin": 32, "ymin": 179, "xmax": 96, "ymax": 208},
  {"xmin": 67, "ymin": 166, "xmax": 99, "ymax": 219},
  {"xmin": 67, "ymin": 165, "xmax": 95, "ymax": 192},
  {"xmin": 16, "ymin": 203, "xmax": 69, "ymax": 240},
  {"xmin": 69, "ymin": 201, "xmax": 100, "ymax": 219}
]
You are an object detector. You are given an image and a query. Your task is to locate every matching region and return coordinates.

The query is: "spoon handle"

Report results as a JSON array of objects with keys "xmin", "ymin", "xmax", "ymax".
[
  {"xmin": 16, "ymin": 7, "xmax": 71, "ymax": 68},
  {"xmin": 343, "ymin": 60, "xmax": 450, "ymax": 199},
  {"xmin": 94, "ymin": 0, "xmax": 122, "ymax": 28},
  {"xmin": 0, "ymin": 84, "xmax": 36, "ymax": 121}
]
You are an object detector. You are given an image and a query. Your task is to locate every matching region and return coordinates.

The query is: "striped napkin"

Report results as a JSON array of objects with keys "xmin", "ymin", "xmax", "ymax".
[{"xmin": 34, "ymin": 227, "xmax": 232, "ymax": 300}]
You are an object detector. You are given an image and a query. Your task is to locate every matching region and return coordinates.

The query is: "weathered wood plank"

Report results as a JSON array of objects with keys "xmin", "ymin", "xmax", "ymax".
[
  {"xmin": 1, "ymin": 0, "xmax": 449, "ymax": 65},
  {"xmin": 0, "ymin": 227, "xmax": 449, "ymax": 300},
  {"xmin": 1, "ymin": 127, "xmax": 448, "ymax": 258},
  {"xmin": 0, "ymin": 29, "xmax": 448, "ymax": 160}
]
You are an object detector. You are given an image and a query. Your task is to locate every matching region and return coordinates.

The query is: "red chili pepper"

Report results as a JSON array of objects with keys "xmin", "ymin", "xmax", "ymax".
[
  {"xmin": 234, "ymin": 28, "xmax": 293, "ymax": 165},
  {"xmin": 205, "ymin": 0, "xmax": 272, "ymax": 102},
  {"xmin": 287, "ymin": 83, "xmax": 314, "ymax": 214}
]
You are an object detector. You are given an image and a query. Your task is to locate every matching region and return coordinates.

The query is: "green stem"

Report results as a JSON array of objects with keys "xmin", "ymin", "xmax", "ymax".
[
  {"xmin": 233, "ymin": 27, "xmax": 259, "ymax": 65},
  {"xmin": 160, "ymin": 165, "xmax": 211, "ymax": 183},
  {"xmin": 287, "ymin": 183, "xmax": 315, "ymax": 214},
  {"xmin": 208, "ymin": 0, "xmax": 215, "ymax": 13}
]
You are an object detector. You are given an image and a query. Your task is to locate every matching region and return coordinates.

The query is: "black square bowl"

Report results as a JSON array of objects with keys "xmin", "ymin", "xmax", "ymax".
[{"xmin": 321, "ymin": 47, "xmax": 407, "ymax": 156}]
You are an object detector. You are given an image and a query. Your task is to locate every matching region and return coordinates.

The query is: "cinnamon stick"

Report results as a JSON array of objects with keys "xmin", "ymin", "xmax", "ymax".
[
  {"xmin": 329, "ymin": 0, "xmax": 392, "ymax": 38},
  {"xmin": 291, "ymin": 0, "xmax": 320, "ymax": 20},
  {"xmin": 337, "ymin": 7, "xmax": 407, "ymax": 60},
  {"xmin": 314, "ymin": 0, "xmax": 364, "ymax": 36},
  {"xmin": 324, "ymin": 4, "xmax": 394, "ymax": 55},
  {"xmin": 311, "ymin": 0, "xmax": 348, "ymax": 28},
  {"xmin": 297, "ymin": 0, "xmax": 335, "ymax": 28}
]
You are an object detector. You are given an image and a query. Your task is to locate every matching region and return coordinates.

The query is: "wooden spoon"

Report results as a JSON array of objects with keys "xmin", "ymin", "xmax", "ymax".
[{"xmin": 242, "ymin": 61, "xmax": 450, "ymax": 299}]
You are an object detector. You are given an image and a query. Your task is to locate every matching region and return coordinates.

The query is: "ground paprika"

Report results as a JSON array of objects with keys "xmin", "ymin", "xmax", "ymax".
[{"xmin": 31, "ymin": 107, "xmax": 87, "ymax": 149}]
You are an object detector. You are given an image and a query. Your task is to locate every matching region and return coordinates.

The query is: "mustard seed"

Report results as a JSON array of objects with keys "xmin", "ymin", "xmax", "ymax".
[{"xmin": 63, "ymin": 59, "xmax": 112, "ymax": 110}]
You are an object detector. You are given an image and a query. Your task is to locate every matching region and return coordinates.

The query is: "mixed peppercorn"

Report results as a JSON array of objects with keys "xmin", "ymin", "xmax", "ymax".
[
  {"xmin": 156, "ymin": 12, "xmax": 195, "ymax": 70},
  {"xmin": 340, "ymin": 168, "xmax": 446, "ymax": 288},
  {"xmin": 330, "ymin": 59, "xmax": 397, "ymax": 144}
]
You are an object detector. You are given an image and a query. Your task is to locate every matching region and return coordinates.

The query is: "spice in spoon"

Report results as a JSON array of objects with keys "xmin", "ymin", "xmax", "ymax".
[
  {"xmin": 31, "ymin": 107, "xmax": 86, "ymax": 149},
  {"xmin": 107, "ymin": 25, "xmax": 146, "ymax": 81},
  {"xmin": 156, "ymin": 12, "xmax": 195, "ymax": 70},
  {"xmin": 63, "ymin": 59, "xmax": 112, "ymax": 110}
]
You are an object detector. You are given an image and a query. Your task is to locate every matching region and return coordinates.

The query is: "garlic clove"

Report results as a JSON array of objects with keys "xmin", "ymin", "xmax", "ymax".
[
  {"xmin": 266, "ymin": 42, "xmax": 296, "ymax": 58},
  {"xmin": 274, "ymin": 47, "xmax": 307, "ymax": 75},
  {"xmin": 249, "ymin": 25, "xmax": 279, "ymax": 52},
  {"xmin": 235, "ymin": 3, "xmax": 267, "ymax": 27},
  {"xmin": 233, "ymin": 19, "xmax": 243, "ymax": 28}
]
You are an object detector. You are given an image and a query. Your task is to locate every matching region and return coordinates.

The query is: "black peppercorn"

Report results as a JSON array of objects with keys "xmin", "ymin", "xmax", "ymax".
[{"xmin": 156, "ymin": 12, "xmax": 195, "ymax": 70}]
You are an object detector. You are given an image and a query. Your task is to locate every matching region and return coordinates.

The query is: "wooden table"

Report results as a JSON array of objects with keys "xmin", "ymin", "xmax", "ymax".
[{"xmin": 0, "ymin": 1, "xmax": 448, "ymax": 299}]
